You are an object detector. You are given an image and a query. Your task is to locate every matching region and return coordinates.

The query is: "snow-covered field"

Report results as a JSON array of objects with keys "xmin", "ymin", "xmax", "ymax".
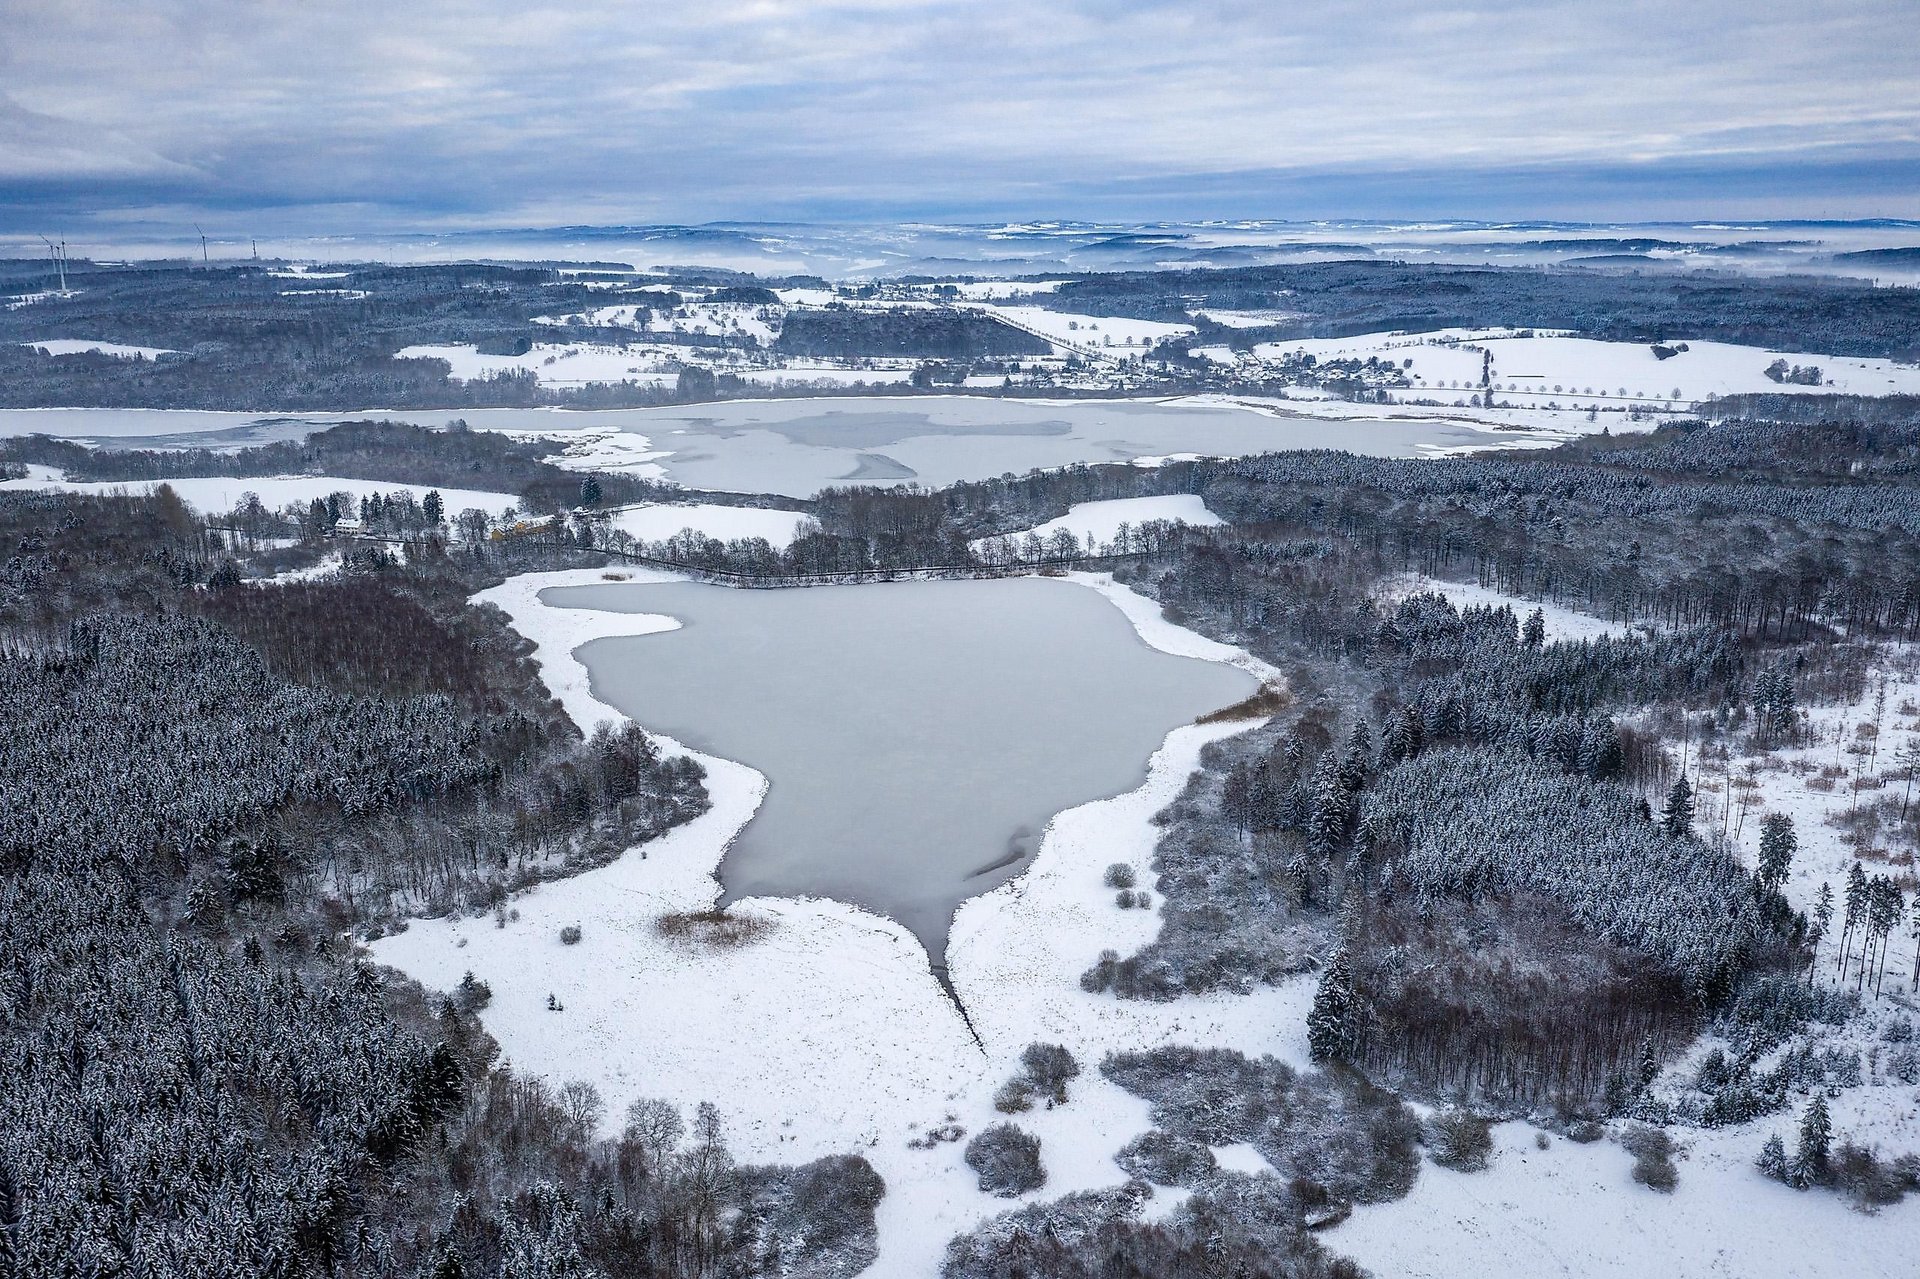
[
  {"xmin": 949, "ymin": 280, "xmax": 1065, "ymax": 300},
  {"xmin": 606, "ymin": 502, "xmax": 813, "ymax": 547},
  {"xmin": 973, "ymin": 304, "xmax": 1194, "ymax": 353},
  {"xmin": 1192, "ymin": 308, "xmax": 1300, "ymax": 329},
  {"xmin": 1334, "ymin": 1111, "xmax": 1916, "ymax": 1279},
  {"xmin": 0, "ymin": 470, "xmax": 520, "ymax": 517},
  {"xmin": 22, "ymin": 338, "xmax": 179, "ymax": 360},
  {"xmin": 394, "ymin": 342, "xmax": 678, "ymax": 388},
  {"xmin": 1207, "ymin": 327, "xmax": 1920, "ymax": 410},
  {"xmin": 979, "ymin": 495, "xmax": 1225, "ymax": 553}
]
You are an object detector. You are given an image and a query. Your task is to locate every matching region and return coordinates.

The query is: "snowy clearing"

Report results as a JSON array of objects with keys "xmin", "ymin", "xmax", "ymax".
[
  {"xmin": 1193, "ymin": 309, "xmax": 1301, "ymax": 328},
  {"xmin": 1333, "ymin": 1111, "xmax": 1916, "ymax": 1279},
  {"xmin": 973, "ymin": 304, "xmax": 1194, "ymax": 353},
  {"xmin": 394, "ymin": 342, "xmax": 679, "ymax": 388},
  {"xmin": 1382, "ymin": 575, "xmax": 1634, "ymax": 642},
  {"xmin": 978, "ymin": 495, "xmax": 1225, "ymax": 552},
  {"xmin": 605, "ymin": 502, "xmax": 813, "ymax": 547},
  {"xmin": 0, "ymin": 471, "xmax": 520, "ymax": 518},
  {"xmin": 22, "ymin": 339, "xmax": 179, "ymax": 360},
  {"xmin": 1220, "ymin": 328, "xmax": 1920, "ymax": 408}
]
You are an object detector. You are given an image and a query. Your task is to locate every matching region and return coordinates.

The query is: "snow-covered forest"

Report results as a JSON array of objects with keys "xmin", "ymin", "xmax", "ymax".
[{"xmin": 3, "ymin": 379, "xmax": 1920, "ymax": 1277}]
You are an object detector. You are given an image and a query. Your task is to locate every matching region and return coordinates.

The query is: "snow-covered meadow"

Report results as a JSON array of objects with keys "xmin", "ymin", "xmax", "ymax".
[
  {"xmin": 21, "ymin": 339, "xmax": 179, "ymax": 360},
  {"xmin": 0, "ymin": 468, "xmax": 520, "ymax": 518},
  {"xmin": 1202, "ymin": 326, "xmax": 1920, "ymax": 412},
  {"xmin": 975, "ymin": 495, "xmax": 1226, "ymax": 554},
  {"xmin": 606, "ymin": 502, "xmax": 814, "ymax": 547}
]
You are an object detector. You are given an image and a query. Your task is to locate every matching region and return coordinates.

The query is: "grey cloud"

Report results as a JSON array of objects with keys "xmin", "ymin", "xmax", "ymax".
[{"xmin": 0, "ymin": 0, "xmax": 1913, "ymax": 226}]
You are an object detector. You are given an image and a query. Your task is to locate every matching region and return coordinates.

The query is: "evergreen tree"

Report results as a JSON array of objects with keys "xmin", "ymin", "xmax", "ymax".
[
  {"xmin": 579, "ymin": 476, "xmax": 602, "ymax": 508},
  {"xmin": 1307, "ymin": 945, "xmax": 1359, "ymax": 1063},
  {"xmin": 1522, "ymin": 608, "xmax": 1546, "ymax": 648},
  {"xmin": 1792, "ymin": 1095, "xmax": 1831, "ymax": 1186},
  {"xmin": 1659, "ymin": 774, "xmax": 1695, "ymax": 839},
  {"xmin": 423, "ymin": 490, "xmax": 444, "ymax": 525},
  {"xmin": 1757, "ymin": 814, "xmax": 1796, "ymax": 894},
  {"xmin": 1756, "ymin": 1133, "xmax": 1788, "ymax": 1183}
]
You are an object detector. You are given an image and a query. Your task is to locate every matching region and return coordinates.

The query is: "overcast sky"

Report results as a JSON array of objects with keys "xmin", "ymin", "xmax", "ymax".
[{"xmin": 0, "ymin": 0, "xmax": 1915, "ymax": 233}]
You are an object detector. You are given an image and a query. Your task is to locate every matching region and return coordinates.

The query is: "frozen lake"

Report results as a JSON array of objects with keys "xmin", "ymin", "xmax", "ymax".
[
  {"xmin": 0, "ymin": 395, "xmax": 1505, "ymax": 498},
  {"xmin": 546, "ymin": 575, "xmax": 1257, "ymax": 964}
]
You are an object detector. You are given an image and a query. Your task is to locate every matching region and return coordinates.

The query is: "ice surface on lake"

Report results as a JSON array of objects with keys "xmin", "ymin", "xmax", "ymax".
[
  {"xmin": 0, "ymin": 395, "xmax": 1507, "ymax": 497},
  {"xmin": 547, "ymin": 575, "xmax": 1257, "ymax": 962}
]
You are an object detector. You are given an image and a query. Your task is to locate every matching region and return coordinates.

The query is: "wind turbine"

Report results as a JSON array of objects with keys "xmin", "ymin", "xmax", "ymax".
[
  {"xmin": 195, "ymin": 224, "xmax": 209, "ymax": 266},
  {"xmin": 37, "ymin": 235, "xmax": 67, "ymax": 293}
]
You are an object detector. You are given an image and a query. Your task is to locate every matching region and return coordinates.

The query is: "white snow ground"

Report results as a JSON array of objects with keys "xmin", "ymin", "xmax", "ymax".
[
  {"xmin": 1209, "ymin": 328, "xmax": 1920, "ymax": 409},
  {"xmin": 606, "ymin": 502, "xmax": 814, "ymax": 548},
  {"xmin": 394, "ymin": 342, "xmax": 678, "ymax": 389},
  {"xmin": 22, "ymin": 339, "xmax": 179, "ymax": 360},
  {"xmin": 0, "ymin": 471, "xmax": 520, "ymax": 518},
  {"xmin": 977, "ymin": 495, "xmax": 1225, "ymax": 553},
  {"xmin": 973, "ymin": 304, "xmax": 1194, "ymax": 353},
  {"xmin": 1333, "ymin": 1113, "xmax": 1917, "ymax": 1279}
]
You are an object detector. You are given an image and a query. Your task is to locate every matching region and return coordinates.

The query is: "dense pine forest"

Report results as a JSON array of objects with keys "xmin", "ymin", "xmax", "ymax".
[{"xmin": 0, "ymin": 489, "xmax": 881, "ymax": 1278}]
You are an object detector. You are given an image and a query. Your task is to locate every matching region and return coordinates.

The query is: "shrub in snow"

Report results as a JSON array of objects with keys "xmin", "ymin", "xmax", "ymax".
[
  {"xmin": 1830, "ymin": 1142, "xmax": 1920, "ymax": 1211},
  {"xmin": 1113, "ymin": 1130, "xmax": 1216, "ymax": 1187},
  {"xmin": 1103, "ymin": 1045, "xmax": 1420, "ymax": 1204},
  {"xmin": 1115, "ymin": 889, "xmax": 1137, "ymax": 909},
  {"xmin": 1020, "ymin": 1043, "xmax": 1081, "ymax": 1104},
  {"xmin": 965, "ymin": 1123, "xmax": 1045, "ymax": 1197},
  {"xmin": 1103, "ymin": 863, "xmax": 1136, "ymax": 889},
  {"xmin": 1426, "ymin": 1109, "xmax": 1493, "ymax": 1172},
  {"xmin": 734, "ymin": 1153, "xmax": 886, "ymax": 1274},
  {"xmin": 992, "ymin": 1079, "xmax": 1033, "ymax": 1114},
  {"xmin": 1565, "ymin": 1118, "xmax": 1605, "ymax": 1143},
  {"xmin": 558, "ymin": 924, "xmax": 582, "ymax": 945},
  {"xmin": 1621, "ymin": 1124, "xmax": 1677, "ymax": 1192}
]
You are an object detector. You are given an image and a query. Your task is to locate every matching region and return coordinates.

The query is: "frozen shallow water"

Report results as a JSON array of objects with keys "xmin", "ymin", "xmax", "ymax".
[
  {"xmin": 547, "ymin": 575, "xmax": 1257, "ymax": 963},
  {"xmin": 0, "ymin": 394, "xmax": 1505, "ymax": 497}
]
